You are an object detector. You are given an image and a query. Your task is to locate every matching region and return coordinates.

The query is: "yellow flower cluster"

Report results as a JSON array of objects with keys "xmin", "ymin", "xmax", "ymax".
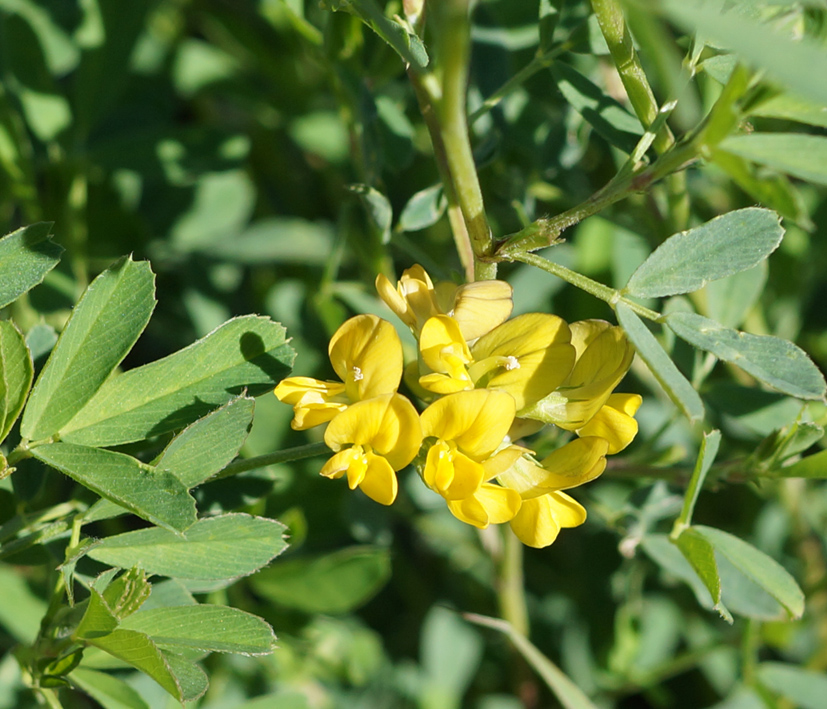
[{"xmin": 275, "ymin": 265, "xmax": 641, "ymax": 548}]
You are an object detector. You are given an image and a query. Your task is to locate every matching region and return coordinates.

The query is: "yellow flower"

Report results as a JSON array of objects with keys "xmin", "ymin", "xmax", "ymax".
[
  {"xmin": 420, "ymin": 390, "xmax": 523, "ymax": 528},
  {"xmin": 498, "ymin": 437, "xmax": 609, "ymax": 548},
  {"xmin": 417, "ymin": 313, "xmax": 575, "ymax": 413},
  {"xmin": 521, "ymin": 320, "xmax": 634, "ymax": 429},
  {"xmin": 321, "ymin": 393, "xmax": 422, "ymax": 505},
  {"xmin": 577, "ymin": 393, "xmax": 642, "ymax": 454},
  {"xmin": 376, "ymin": 264, "xmax": 513, "ymax": 341},
  {"xmin": 275, "ymin": 314, "xmax": 403, "ymax": 430}
]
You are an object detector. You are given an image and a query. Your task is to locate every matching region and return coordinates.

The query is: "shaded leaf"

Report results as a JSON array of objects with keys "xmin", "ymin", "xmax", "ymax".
[
  {"xmin": 0, "ymin": 223, "xmax": 63, "ymax": 309},
  {"xmin": 21, "ymin": 257, "xmax": 155, "ymax": 440},
  {"xmin": 251, "ymin": 546, "xmax": 390, "ymax": 614},
  {"xmin": 59, "ymin": 316, "xmax": 293, "ymax": 447},
  {"xmin": 69, "ymin": 667, "xmax": 150, "ymax": 709},
  {"xmin": 0, "ymin": 320, "xmax": 33, "ymax": 443},
  {"xmin": 666, "ymin": 312, "xmax": 826, "ymax": 400},
  {"xmin": 702, "ymin": 262, "xmax": 766, "ymax": 329},
  {"xmin": 32, "ymin": 443, "xmax": 196, "ymax": 533},
  {"xmin": 773, "ymin": 448, "xmax": 827, "ymax": 479},
  {"xmin": 87, "ymin": 514, "xmax": 287, "ymax": 581},
  {"xmin": 758, "ymin": 662, "xmax": 827, "ymax": 709},
  {"xmin": 398, "ymin": 184, "xmax": 446, "ymax": 233},
  {"xmin": 674, "ymin": 528, "xmax": 731, "ymax": 622},
  {"xmin": 625, "ymin": 208, "xmax": 783, "ymax": 298}
]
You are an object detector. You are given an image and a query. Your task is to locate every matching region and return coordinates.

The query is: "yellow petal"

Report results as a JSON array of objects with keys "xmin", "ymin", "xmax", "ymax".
[
  {"xmin": 420, "ymin": 390, "xmax": 516, "ymax": 461},
  {"xmin": 471, "ymin": 313, "xmax": 575, "ymax": 411},
  {"xmin": 290, "ymin": 400, "xmax": 348, "ymax": 430},
  {"xmin": 274, "ymin": 377, "xmax": 348, "ymax": 429},
  {"xmin": 419, "ymin": 315, "xmax": 472, "ymax": 374},
  {"xmin": 320, "ymin": 448, "xmax": 363, "ymax": 481},
  {"xmin": 376, "ymin": 265, "xmax": 440, "ymax": 334},
  {"xmin": 447, "ymin": 494, "xmax": 490, "ymax": 528},
  {"xmin": 358, "ymin": 452, "xmax": 399, "ymax": 505},
  {"xmin": 328, "ymin": 315, "xmax": 403, "ymax": 401},
  {"xmin": 474, "ymin": 483, "xmax": 522, "ymax": 524},
  {"xmin": 450, "ymin": 280, "xmax": 513, "ymax": 341},
  {"xmin": 274, "ymin": 377, "xmax": 345, "ymax": 404},
  {"xmin": 509, "ymin": 492, "xmax": 586, "ymax": 548},
  {"xmin": 423, "ymin": 440, "xmax": 486, "ymax": 500},
  {"xmin": 324, "ymin": 393, "xmax": 422, "ymax": 471},
  {"xmin": 376, "ymin": 273, "xmax": 416, "ymax": 330},
  {"xmin": 577, "ymin": 393, "xmax": 642, "ymax": 454},
  {"xmin": 481, "ymin": 445, "xmax": 530, "ymax": 480},
  {"xmin": 537, "ymin": 437, "xmax": 608, "ymax": 491}
]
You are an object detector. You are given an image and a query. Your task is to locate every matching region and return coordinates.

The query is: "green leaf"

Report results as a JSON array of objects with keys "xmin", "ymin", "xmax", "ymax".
[
  {"xmin": 21, "ymin": 257, "xmax": 155, "ymax": 441},
  {"xmin": 87, "ymin": 513, "xmax": 288, "ymax": 581},
  {"xmin": 757, "ymin": 662, "xmax": 827, "ymax": 709},
  {"xmin": 155, "ymin": 395, "xmax": 254, "ymax": 489},
  {"xmin": 0, "ymin": 562, "xmax": 48, "ymax": 644},
  {"xmin": 660, "ymin": 0, "xmax": 827, "ymax": 107},
  {"xmin": 160, "ymin": 651, "xmax": 208, "ymax": 702},
  {"xmin": 551, "ymin": 62, "xmax": 643, "ymax": 153},
  {"xmin": 58, "ymin": 315, "xmax": 294, "ymax": 447},
  {"xmin": 693, "ymin": 525, "xmax": 804, "ymax": 619},
  {"xmin": 0, "ymin": 320, "xmax": 33, "ymax": 443},
  {"xmin": 673, "ymin": 528, "xmax": 731, "ymax": 622},
  {"xmin": 101, "ymin": 568, "xmax": 151, "ymax": 620},
  {"xmin": 120, "ymin": 605, "xmax": 276, "ymax": 655},
  {"xmin": 0, "ymin": 223, "xmax": 63, "ymax": 309},
  {"xmin": 666, "ymin": 312, "xmax": 827, "ymax": 400},
  {"xmin": 32, "ymin": 443, "xmax": 196, "ymax": 533},
  {"xmin": 615, "ymin": 304, "xmax": 704, "ymax": 422},
  {"xmin": 348, "ymin": 183, "xmax": 392, "ymax": 245},
  {"xmin": 772, "ymin": 449, "xmax": 827, "ymax": 479},
  {"xmin": 74, "ymin": 588, "xmax": 119, "ymax": 640},
  {"xmin": 675, "ymin": 430, "xmax": 721, "ymax": 532},
  {"xmin": 624, "ymin": 208, "xmax": 784, "ymax": 298},
  {"xmin": 421, "ymin": 606, "xmax": 483, "ymax": 697},
  {"xmin": 86, "ymin": 629, "xmax": 183, "ymax": 702},
  {"xmin": 750, "ymin": 94, "xmax": 827, "ymax": 129},
  {"xmin": 69, "ymin": 667, "xmax": 150, "ymax": 709},
  {"xmin": 398, "ymin": 184, "xmax": 446, "ymax": 233},
  {"xmin": 251, "ymin": 546, "xmax": 390, "ymax": 614},
  {"xmin": 702, "ymin": 262, "xmax": 766, "ymax": 329},
  {"xmin": 719, "ymin": 133, "xmax": 827, "ymax": 188}
]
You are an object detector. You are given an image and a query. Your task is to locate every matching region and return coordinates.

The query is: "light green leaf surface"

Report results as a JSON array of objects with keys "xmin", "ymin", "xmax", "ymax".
[
  {"xmin": 69, "ymin": 667, "xmax": 150, "ymax": 709},
  {"xmin": 774, "ymin": 448, "xmax": 827, "ymax": 479},
  {"xmin": 0, "ymin": 320, "xmax": 33, "ymax": 443},
  {"xmin": 155, "ymin": 395, "xmax": 254, "ymax": 489},
  {"xmin": 719, "ymin": 133, "xmax": 827, "ymax": 187},
  {"xmin": 86, "ymin": 629, "xmax": 183, "ymax": 702},
  {"xmin": 59, "ymin": 315, "xmax": 294, "ymax": 446},
  {"xmin": 74, "ymin": 588, "xmax": 120, "ymax": 640},
  {"xmin": 674, "ymin": 528, "xmax": 731, "ymax": 622},
  {"xmin": 551, "ymin": 62, "xmax": 643, "ymax": 153},
  {"xmin": 121, "ymin": 605, "xmax": 276, "ymax": 655},
  {"xmin": 0, "ymin": 562, "xmax": 48, "ymax": 644},
  {"xmin": 750, "ymin": 94, "xmax": 827, "ymax": 129},
  {"xmin": 616, "ymin": 304, "xmax": 704, "ymax": 421},
  {"xmin": 757, "ymin": 662, "xmax": 827, "ymax": 709},
  {"xmin": 661, "ymin": 0, "xmax": 827, "ymax": 107},
  {"xmin": 21, "ymin": 257, "xmax": 155, "ymax": 441},
  {"xmin": 624, "ymin": 208, "xmax": 783, "ymax": 298},
  {"xmin": 666, "ymin": 312, "xmax": 826, "ymax": 400},
  {"xmin": 251, "ymin": 546, "xmax": 390, "ymax": 614},
  {"xmin": 694, "ymin": 525, "xmax": 804, "ymax": 619},
  {"xmin": 87, "ymin": 513, "xmax": 288, "ymax": 581},
  {"xmin": 398, "ymin": 184, "xmax": 446, "ymax": 233},
  {"xmin": 32, "ymin": 443, "xmax": 196, "ymax": 533},
  {"xmin": 0, "ymin": 222, "xmax": 63, "ymax": 309},
  {"xmin": 676, "ymin": 430, "xmax": 721, "ymax": 531}
]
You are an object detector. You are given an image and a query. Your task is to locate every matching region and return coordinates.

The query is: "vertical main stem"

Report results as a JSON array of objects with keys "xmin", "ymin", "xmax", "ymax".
[
  {"xmin": 432, "ymin": 0, "xmax": 495, "ymax": 280},
  {"xmin": 499, "ymin": 527, "xmax": 529, "ymax": 637}
]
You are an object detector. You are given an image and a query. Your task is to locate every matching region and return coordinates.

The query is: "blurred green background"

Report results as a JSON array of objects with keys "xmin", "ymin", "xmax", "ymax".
[{"xmin": 2, "ymin": 0, "xmax": 827, "ymax": 707}]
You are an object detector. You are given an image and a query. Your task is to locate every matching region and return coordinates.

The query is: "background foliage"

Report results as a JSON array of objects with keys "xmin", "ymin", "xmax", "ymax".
[{"xmin": 2, "ymin": 0, "xmax": 827, "ymax": 707}]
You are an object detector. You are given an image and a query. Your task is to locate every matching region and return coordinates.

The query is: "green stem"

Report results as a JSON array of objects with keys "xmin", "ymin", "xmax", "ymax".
[
  {"xmin": 508, "ymin": 252, "xmax": 662, "ymax": 321},
  {"xmin": 432, "ymin": 0, "xmax": 494, "ymax": 272},
  {"xmin": 499, "ymin": 527, "xmax": 529, "ymax": 637},
  {"xmin": 215, "ymin": 442, "xmax": 329, "ymax": 480}
]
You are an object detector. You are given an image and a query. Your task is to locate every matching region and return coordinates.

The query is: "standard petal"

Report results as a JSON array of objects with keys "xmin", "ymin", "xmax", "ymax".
[
  {"xmin": 358, "ymin": 452, "xmax": 399, "ymax": 505},
  {"xmin": 419, "ymin": 315, "xmax": 472, "ymax": 374},
  {"xmin": 577, "ymin": 393, "xmax": 642, "ymax": 453},
  {"xmin": 420, "ymin": 390, "xmax": 516, "ymax": 460},
  {"xmin": 328, "ymin": 315, "xmax": 403, "ymax": 400},
  {"xmin": 451, "ymin": 280, "xmax": 514, "ymax": 341},
  {"xmin": 471, "ymin": 313, "xmax": 575, "ymax": 410}
]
